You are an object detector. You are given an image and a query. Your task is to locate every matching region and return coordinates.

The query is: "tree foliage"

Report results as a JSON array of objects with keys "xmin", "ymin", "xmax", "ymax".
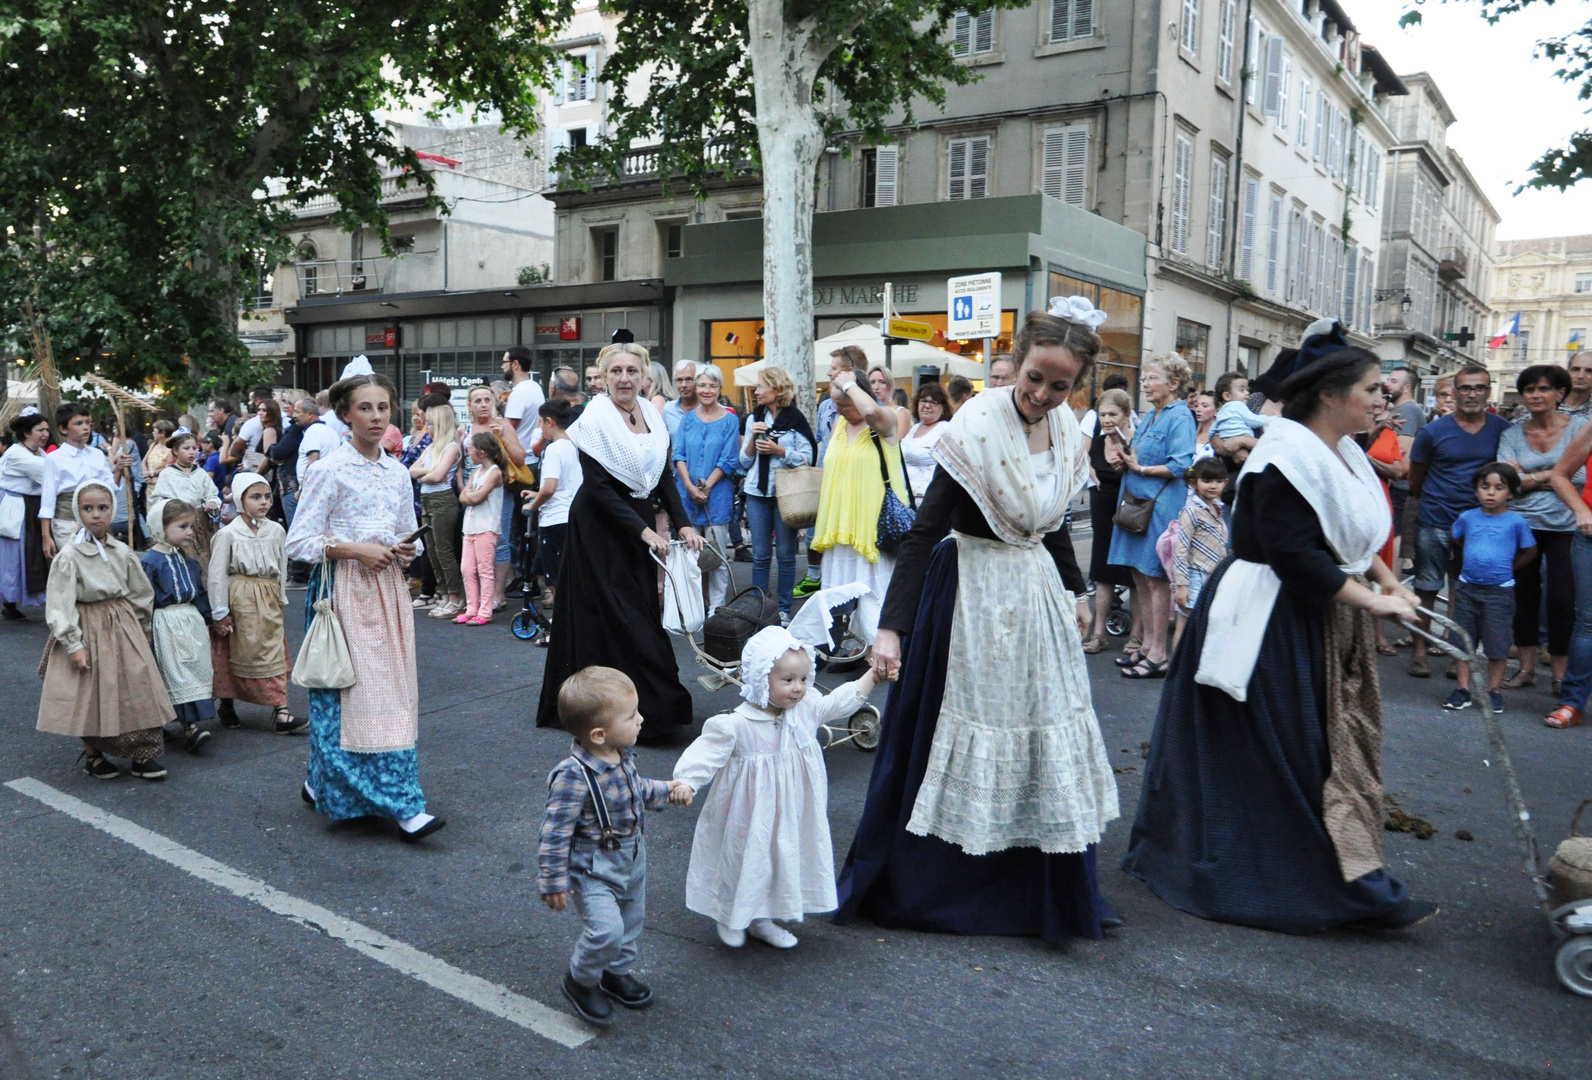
[
  {"xmin": 1401, "ymin": 0, "xmax": 1592, "ymax": 191},
  {"xmin": 567, "ymin": 0, "xmax": 1027, "ymax": 194},
  {"xmin": 0, "ymin": 0, "xmax": 569, "ymax": 402}
]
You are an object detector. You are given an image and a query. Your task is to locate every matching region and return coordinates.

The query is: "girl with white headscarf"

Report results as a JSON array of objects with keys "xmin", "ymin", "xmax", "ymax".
[
  {"xmin": 533, "ymin": 343, "xmax": 705, "ymax": 739},
  {"xmin": 209, "ymin": 472, "xmax": 302, "ymax": 734},
  {"xmin": 673, "ymin": 626, "xmax": 879, "ymax": 949},
  {"xmin": 37, "ymin": 481, "xmax": 175, "ymax": 780},
  {"xmin": 836, "ymin": 302, "xmax": 1122, "ymax": 942}
]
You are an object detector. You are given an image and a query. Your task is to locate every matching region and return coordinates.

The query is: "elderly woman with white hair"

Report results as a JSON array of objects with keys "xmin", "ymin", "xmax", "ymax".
[
  {"xmin": 673, "ymin": 364, "xmax": 740, "ymax": 610},
  {"xmin": 1107, "ymin": 352, "xmax": 1195, "ymax": 679}
]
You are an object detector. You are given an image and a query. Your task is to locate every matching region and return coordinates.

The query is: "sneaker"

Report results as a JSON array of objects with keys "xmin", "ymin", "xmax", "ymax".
[
  {"xmin": 733, "ymin": 545, "xmax": 753, "ymax": 564},
  {"xmin": 1442, "ymin": 688, "xmax": 1473, "ymax": 711},
  {"xmin": 184, "ymin": 725, "xmax": 212, "ymax": 753},
  {"xmin": 1488, "ymin": 690, "xmax": 1504, "ymax": 715},
  {"xmin": 82, "ymin": 755, "xmax": 122, "ymax": 780},
  {"xmin": 793, "ymin": 576, "xmax": 820, "ymax": 598},
  {"xmin": 129, "ymin": 758, "xmax": 168, "ymax": 781},
  {"xmin": 779, "ymin": 611, "xmax": 791, "ymax": 627},
  {"xmin": 1408, "ymin": 656, "xmax": 1431, "ymax": 679}
]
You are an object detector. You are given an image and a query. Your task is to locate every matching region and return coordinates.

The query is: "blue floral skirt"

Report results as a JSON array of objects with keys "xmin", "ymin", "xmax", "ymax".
[{"xmin": 303, "ymin": 562, "xmax": 425, "ymax": 821}]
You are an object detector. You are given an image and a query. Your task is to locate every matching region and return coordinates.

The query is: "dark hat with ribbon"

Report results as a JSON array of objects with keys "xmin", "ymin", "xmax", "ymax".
[
  {"xmin": 1252, "ymin": 317, "xmax": 1351, "ymax": 400},
  {"xmin": 610, "ymin": 328, "xmax": 635, "ymax": 345}
]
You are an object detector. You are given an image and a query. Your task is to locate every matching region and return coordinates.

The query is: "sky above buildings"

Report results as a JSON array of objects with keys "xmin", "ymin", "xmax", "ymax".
[{"xmin": 1358, "ymin": 2, "xmax": 1592, "ymax": 241}]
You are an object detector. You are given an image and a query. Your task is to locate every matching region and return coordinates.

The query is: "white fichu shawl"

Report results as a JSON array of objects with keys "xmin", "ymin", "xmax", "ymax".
[
  {"xmin": 931, "ymin": 386, "xmax": 1086, "ymax": 547},
  {"xmin": 567, "ymin": 393, "xmax": 671, "ymax": 498},
  {"xmin": 1195, "ymin": 416, "xmax": 1392, "ymax": 701}
]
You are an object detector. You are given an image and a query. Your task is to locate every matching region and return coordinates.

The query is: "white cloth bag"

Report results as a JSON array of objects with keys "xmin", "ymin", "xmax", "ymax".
[
  {"xmin": 0, "ymin": 493, "xmax": 23, "ymax": 540},
  {"xmin": 662, "ymin": 544, "xmax": 705, "ymax": 634},
  {"xmin": 291, "ymin": 556, "xmax": 357, "ymax": 690}
]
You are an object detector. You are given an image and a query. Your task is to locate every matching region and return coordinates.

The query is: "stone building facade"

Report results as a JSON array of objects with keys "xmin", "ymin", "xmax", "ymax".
[{"xmin": 1488, "ymin": 235, "xmax": 1592, "ymax": 398}]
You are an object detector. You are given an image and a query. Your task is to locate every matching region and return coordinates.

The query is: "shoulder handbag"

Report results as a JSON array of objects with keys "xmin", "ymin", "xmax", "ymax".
[
  {"xmin": 290, "ymin": 554, "xmax": 357, "ymax": 689},
  {"xmin": 871, "ymin": 431, "xmax": 915, "ymax": 555},
  {"xmin": 497, "ymin": 432, "xmax": 538, "ymax": 487},
  {"xmin": 1112, "ymin": 477, "xmax": 1171, "ymax": 535}
]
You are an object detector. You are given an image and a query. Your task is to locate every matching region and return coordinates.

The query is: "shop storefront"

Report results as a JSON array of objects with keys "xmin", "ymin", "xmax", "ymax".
[
  {"xmin": 285, "ymin": 280, "xmax": 670, "ymax": 406},
  {"xmin": 668, "ymin": 195, "xmax": 1147, "ymax": 406}
]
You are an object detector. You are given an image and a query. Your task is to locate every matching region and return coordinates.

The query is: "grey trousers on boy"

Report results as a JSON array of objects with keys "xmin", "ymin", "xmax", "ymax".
[{"xmin": 568, "ymin": 834, "xmax": 647, "ymax": 987}]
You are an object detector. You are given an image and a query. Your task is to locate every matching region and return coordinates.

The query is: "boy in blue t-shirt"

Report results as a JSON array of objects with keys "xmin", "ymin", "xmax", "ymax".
[{"xmin": 1443, "ymin": 462, "xmax": 1537, "ymax": 714}]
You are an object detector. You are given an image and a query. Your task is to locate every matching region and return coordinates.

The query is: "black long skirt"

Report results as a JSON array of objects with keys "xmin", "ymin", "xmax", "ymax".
[
  {"xmin": 1089, "ymin": 482, "xmax": 1132, "ymax": 587},
  {"xmin": 534, "ymin": 493, "xmax": 693, "ymax": 739},
  {"xmin": 1120, "ymin": 557, "xmax": 1406, "ymax": 933},
  {"xmin": 834, "ymin": 538, "xmax": 1115, "ymax": 942}
]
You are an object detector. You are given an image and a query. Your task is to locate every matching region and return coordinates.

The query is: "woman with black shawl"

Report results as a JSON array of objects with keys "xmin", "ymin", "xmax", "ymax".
[
  {"xmin": 738, "ymin": 364, "xmax": 816, "ymax": 619},
  {"xmin": 534, "ymin": 343, "xmax": 704, "ymax": 739},
  {"xmin": 1121, "ymin": 335, "xmax": 1437, "ymax": 933}
]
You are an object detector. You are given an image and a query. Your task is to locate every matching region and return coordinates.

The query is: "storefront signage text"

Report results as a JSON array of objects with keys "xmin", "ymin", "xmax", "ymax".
[{"xmin": 814, "ymin": 283, "xmax": 917, "ymax": 309}]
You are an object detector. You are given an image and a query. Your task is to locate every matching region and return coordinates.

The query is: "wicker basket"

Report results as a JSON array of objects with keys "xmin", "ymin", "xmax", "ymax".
[
  {"xmin": 1549, "ymin": 800, "xmax": 1592, "ymax": 907},
  {"xmin": 775, "ymin": 465, "xmax": 824, "ymax": 529}
]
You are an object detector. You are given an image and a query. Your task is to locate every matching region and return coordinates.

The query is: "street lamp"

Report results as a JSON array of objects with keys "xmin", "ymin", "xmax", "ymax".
[{"xmin": 1399, "ymin": 293, "xmax": 1412, "ymax": 316}]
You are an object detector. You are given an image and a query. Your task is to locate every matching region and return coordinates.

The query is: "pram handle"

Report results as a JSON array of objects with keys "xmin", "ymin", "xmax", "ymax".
[{"xmin": 1396, "ymin": 606, "xmax": 1477, "ymax": 663}]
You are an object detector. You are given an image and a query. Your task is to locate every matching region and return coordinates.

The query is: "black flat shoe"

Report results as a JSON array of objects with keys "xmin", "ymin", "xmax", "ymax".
[
  {"xmin": 1350, "ymin": 899, "xmax": 1440, "ymax": 931},
  {"xmin": 1114, "ymin": 651, "xmax": 1146, "ymax": 668},
  {"xmin": 398, "ymin": 816, "xmax": 446, "ymax": 842},
  {"xmin": 1098, "ymin": 914, "xmax": 1125, "ymax": 931},
  {"xmin": 1, "ymin": 603, "xmax": 26, "ymax": 621},
  {"xmin": 561, "ymin": 973, "xmax": 613, "ymax": 1027},
  {"xmin": 217, "ymin": 700, "xmax": 242, "ymax": 729},
  {"xmin": 129, "ymin": 758, "xmax": 168, "ymax": 781},
  {"xmin": 599, "ymin": 971, "xmax": 654, "ymax": 1010},
  {"xmin": 184, "ymin": 726, "xmax": 212, "ymax": 754},
  {"xmin": 81, "ymin": 754, "xmax": 122, "ymax": 780},
  {"xmin": 301, "ymin": 782, "xmax": 316, "ymax": 806},
  {"xmin": 274, "ymin": 709, "xmax": 309, "ymax": 735}
]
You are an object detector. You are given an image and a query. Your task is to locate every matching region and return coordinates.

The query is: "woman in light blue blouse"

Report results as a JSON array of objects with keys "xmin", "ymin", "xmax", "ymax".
[
  {"xmin": 673, "ymin": 365, "xmax": 743, "ymax": 611},
  {"xmin": 1108, "ymin": 353, "xmax": 1196, "ymax": 678},
  {"xmin": 738, "ymin": 365, "xmax": 815, "ymax": 619}
]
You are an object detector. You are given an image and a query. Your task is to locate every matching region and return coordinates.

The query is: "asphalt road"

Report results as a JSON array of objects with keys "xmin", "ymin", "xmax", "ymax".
[{"xmin": 2, "ymin": 559, "xmax": 1589, "ymax": 1079}]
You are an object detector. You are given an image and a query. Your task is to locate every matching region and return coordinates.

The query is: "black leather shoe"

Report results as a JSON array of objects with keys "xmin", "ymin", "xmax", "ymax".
[
  {"xmin": 217, "ymin": 700, "xmax": 242, "ymax": 728},
  {"xmin": 599, "ymin": 971, "xmax": 654, "ymax": 1009},
  {"xmin": 1351, "ymin": 899, "xmax": 1440, "ymax": 931},
  {"xmin": 561, "ymin": 973, "xmax": 613, "ymax": 1026},
  {"xmin": 301, "ymin": 782, "xmax": 316, "ymax": 806}
]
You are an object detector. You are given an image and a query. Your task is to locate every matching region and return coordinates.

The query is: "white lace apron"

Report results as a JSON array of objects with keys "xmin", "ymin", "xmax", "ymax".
[{"xmin": 905, "ymin": 532, "xmax": 1120, "ymax": 856}]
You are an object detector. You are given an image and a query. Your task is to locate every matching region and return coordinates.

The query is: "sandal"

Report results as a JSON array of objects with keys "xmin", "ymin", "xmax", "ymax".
[
  {"xmin": 1121, "ymin": 658, "xmax": 1169, "ymax": 679},
  {"xmin": 1545, "ymin": 706, "xmax": 1583, "ymax": 729},
  {"xmin": 1376, "ymin": 642, "xmax": 1398, "ymax": 656},
  {"xmin": 1123, "ymin": 638, "xmax": 1143, "ymax": 655},
  {"xmin": 1386, "ymin": 636, "xmax": 1413, "ymax": 649},
  {"xmin": 1501, "ymin": 670, "xmax": 1536, "ymax": 690},
  {"xmin": 1114, "ymin": 651, "xmax": 1146, "ymax": 668},
  {"xmin": 1081, "ymin": 635, "xmax": 1107, "ymax": 654}
]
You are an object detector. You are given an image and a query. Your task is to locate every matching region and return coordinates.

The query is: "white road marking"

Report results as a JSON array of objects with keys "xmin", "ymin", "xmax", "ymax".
[{"xmin": 4, "ymin": 777, "xmax": 595, "ymax": 1049}]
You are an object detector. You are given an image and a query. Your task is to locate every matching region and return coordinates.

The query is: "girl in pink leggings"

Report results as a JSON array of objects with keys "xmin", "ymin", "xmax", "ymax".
[{"xmin": 457, "ymin": 433, "xmax": 507, "ymax": 625}]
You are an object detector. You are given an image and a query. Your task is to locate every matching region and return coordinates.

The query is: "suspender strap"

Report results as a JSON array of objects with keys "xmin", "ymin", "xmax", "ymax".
[{"xmin": 576, "ymin": 761, "xmax": 621, "ymax": 851}]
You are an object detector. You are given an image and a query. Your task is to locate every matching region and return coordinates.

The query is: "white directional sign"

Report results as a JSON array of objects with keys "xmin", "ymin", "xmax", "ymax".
[{"xmin": 947, "ymin": 272, "xmax": 1002, "ymax": 339}]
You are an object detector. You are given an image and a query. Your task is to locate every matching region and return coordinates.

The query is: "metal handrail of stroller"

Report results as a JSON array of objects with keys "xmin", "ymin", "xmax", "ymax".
[
  {"xmin": 1399, "ymin": 606, "xmax": 1555, "ymax": 916},
  {"xmin": 650, "ymin": 539, "xmax": 880, "ymax": 751}
]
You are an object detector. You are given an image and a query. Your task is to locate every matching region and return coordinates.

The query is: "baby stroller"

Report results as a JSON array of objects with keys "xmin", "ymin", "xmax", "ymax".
[
  {"xmin": 652, "ymin": 540, "xmax": 881, "ymax": 752},
  {"xmin": 511, "ymin": 506, "xmax": 554, "ymax": 644},
  {"xmin": 1402, "ymin": 606, "xmax": 1592, "ymax": 996}
]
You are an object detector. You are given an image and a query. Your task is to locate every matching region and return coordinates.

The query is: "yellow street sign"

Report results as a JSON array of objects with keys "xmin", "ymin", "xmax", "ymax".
[{"xmin": 884, "ymin": 317, "xmax": 935, "ymax": 342}]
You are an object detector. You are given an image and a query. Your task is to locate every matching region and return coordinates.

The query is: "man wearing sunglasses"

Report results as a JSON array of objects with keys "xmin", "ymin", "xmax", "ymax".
[{"xmin": 1407, "ymin": 365, "xmax": 1510, "ymax": 677}]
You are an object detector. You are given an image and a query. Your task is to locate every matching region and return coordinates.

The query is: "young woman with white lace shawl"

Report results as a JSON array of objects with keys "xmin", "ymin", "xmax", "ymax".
[
  {"xmin": 533, "ymin": 344, "xmax": 705, "ymax": 740},
  {"xmin": 1121, "ymin": 343, "xmax": 1435, "ymax": 933},
  {"xmin": 834, "ymin": 301, "xmax": 1123, "ymax": 942}
]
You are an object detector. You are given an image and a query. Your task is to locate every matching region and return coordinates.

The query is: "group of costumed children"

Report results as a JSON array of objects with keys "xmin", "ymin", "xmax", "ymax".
[{"xmin": 36, "ymin": 473, "xmax": 302, "ymax": 781}]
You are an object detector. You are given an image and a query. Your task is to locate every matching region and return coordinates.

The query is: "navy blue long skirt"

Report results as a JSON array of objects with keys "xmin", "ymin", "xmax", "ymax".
[
  {"xmin": 1120, "ymin": 557, "xmax": 1406, "ymax": 934},
  {"xmin": 834, "ymin": 538, "xmax": 1115, "ymax": 943}
]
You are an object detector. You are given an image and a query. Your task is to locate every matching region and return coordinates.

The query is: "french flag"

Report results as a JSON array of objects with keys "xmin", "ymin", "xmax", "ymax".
[{"xmin": 1488, "ymin": 311, "xmax": 1520, "ymax": 349}]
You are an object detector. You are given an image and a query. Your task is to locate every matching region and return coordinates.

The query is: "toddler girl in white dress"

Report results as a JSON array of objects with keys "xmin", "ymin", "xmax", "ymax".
[{"xmin": 673, "ymin": 625, "xmax": 877, "ymax": 948}]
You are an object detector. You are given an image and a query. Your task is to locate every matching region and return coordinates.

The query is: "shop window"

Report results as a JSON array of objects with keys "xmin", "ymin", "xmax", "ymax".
[{"xmin": 1048, "ymin": 271, "xmax": 1144, "ymax": 405}]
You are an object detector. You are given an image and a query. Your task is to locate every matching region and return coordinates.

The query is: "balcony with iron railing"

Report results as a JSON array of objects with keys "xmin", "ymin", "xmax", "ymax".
[
  {"xmin": 1439, "ymin": 249, "xmax": 1469, "ymax": 282},
  {"xmin": 549, "ymin": 142, "xmax": 749, "ymax": 190},
  {"xmin": 295, "ymin": 258, "xmax": 397, "ymax": 298},
  {"xmin": 272, "ymin": 175, "xmax": 435, "ymax": 219}
]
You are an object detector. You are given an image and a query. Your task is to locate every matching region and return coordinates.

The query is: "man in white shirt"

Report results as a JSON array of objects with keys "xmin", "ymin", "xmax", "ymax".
[
  {"xmin": 296, "ymin": 397, "xmax": 341, "ymax": 479},
  {"xmin": 501, "ymin": 345, "xmax": 546, "ymax": 443},
  {"xmin": 316, "ymin": 389, "xmax": 350, "ymax": 437},
  {"xmin": 662, "ymin": 360, "xmax": 698, "ymax": 438},
  {"xmin": 225, "ymin": 385, "xmax": 276, "ymax": 468},
  {"xmin": 39, "ymin": 402, "xmax": 123, "ymax": 555}
]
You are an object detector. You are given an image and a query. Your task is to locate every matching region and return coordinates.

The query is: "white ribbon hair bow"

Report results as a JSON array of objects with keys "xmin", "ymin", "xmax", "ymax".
[{"xmin": 1047, "ymin": 294, "xmax": 1109, "ymax": 330}]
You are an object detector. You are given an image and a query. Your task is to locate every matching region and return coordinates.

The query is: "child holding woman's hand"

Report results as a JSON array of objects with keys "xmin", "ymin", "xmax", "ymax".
[{"xmin": 673, "ymin": 626, "xmax": 878, "ymax": 949}]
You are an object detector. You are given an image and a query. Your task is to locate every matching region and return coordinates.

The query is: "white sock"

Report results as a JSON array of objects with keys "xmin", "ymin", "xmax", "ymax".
[{"xmin": 398, "ymin": 812, "xmax": 435, "ymax": 833}]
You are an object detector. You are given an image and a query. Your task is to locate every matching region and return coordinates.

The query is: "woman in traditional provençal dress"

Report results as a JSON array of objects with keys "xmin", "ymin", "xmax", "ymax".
[{"xmin": 835, "ymin": 298, "xmax": 1121, "ymax": 942}]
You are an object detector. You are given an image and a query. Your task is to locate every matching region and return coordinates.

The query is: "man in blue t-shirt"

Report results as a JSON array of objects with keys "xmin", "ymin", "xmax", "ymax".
[{"xmin": 1407, "ymin": 365, "xmax": 1511, "ymax": 678}]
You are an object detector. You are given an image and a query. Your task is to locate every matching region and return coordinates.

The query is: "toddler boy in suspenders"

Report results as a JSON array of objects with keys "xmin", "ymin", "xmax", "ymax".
[{"xmin": 538, "ymin": 667, "xmax": 691, "ymax": 1028}]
